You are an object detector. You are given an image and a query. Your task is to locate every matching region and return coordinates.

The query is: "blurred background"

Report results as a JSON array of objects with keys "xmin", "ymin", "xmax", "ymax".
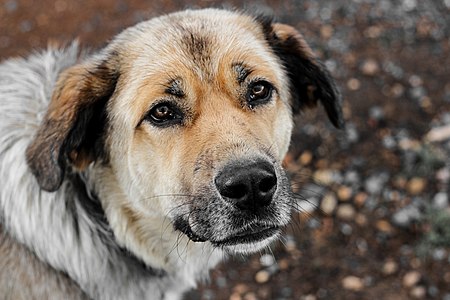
[{"xmin": 1, "ymin": 0, "xmax": 449, "ymax": 299}]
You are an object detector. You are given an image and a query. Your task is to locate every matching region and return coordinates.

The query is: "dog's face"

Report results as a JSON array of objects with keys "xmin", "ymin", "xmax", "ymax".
[{"xmin": 26, "ymin": 9, "xmax": 343, "ymax": 258}]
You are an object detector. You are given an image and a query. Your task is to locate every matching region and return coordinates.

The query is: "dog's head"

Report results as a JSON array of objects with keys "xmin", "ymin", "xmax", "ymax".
[{"xmin": 26, "ymin": 9, "xmax": 343, "ymax": 257}]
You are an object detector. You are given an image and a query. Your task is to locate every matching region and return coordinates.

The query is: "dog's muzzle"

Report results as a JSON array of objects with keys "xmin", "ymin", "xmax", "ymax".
[{"xmin": 173, "ymin": 158, "xmax": 291, "ymax": 252}]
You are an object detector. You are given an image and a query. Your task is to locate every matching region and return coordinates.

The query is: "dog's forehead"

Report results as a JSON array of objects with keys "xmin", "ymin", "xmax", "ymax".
[{"xmin": 114, "ymin": 9, "xmax": 278, "ymax": 78}]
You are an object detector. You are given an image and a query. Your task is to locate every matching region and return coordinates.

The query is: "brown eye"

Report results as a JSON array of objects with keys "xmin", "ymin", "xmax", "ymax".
[
  {"xmin": 247, "ymin": 81, "xmax": 274, "ymax": 107},
  {"xmin": 147, "ymin": 102, "xmax": 183, "ymax": 127}
]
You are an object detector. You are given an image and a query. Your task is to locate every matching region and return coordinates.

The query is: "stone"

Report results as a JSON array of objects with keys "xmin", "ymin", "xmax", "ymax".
[
  {"xmin": 354, "ymin": 192, "xmax": 368, "ymax": 207},
  {"xmin": 392, "ymin": 205, "xmax": 421, "ymax": 227},
  {"xmin": 410, "ymin": 286, "xmax": 426, "ymax": 299},
  {"xmin": 255, "ymin": 270, "xmax": 270, "ymax": 284},
  {"xmin": 365, "ymin": 173, "xmax": 389, "ymax": 195},
  {"xmin": 342, "ymin": 276, "xmax": 364, "ymax": 291},
  {"xmin": 403, "ymin": 271, "xmax": 421, "ymax": 287},
  {"xmin": 260, "ymin": 254, "xmax": 275, "ymax": 267},
  {"xmin": 347, "ymin": 78, "xmax": 361, "ymax": 90},
  {"xmin": 337, "ymin": 186, "xmax": 353, "ymax": 201},
  {"xmin": 407, "ymin": 177, "xmax": 427, "ymax": 195},
  {"xmin": 313, "ymin": 169, "xmax": 334, "ymax": 185},
  {"xmin": 433, "ymin": 192, "xmax": 449, "ymax": 209},
  {"xmin": 298, "ymin": 150, "xmax": 313, "ymax": 166},
  {"xmin": 361, "ymin": 58, "xmax": 379, "ymax": 76},
  {"xmin": 376, "ymin": 220, "xmax": 394, "ymax": 234},
  {"xmin": 337, "ymin": 204, "xmax": 356, "ymax": 221},
  {"xmin": 382, "ymin": 260, "xmax": 398, "ymax": 275},
  {"xmin": 321, "ymin": 193, "xmax": 338, "ymax": 215}
]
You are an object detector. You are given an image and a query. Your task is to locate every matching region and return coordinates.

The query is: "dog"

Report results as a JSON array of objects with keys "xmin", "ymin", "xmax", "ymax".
[{"xmin": 0, "ymin": 8, "xmax": 343, "ymax": 300}]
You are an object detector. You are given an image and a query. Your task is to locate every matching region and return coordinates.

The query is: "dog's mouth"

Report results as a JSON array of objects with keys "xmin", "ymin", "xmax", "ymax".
[
  {"xmin": 211, "ymin": 225, "xmax": 280, "ymax": 247},
  {"xmin": 174, "ymin": 217, "xmax": 280, "ymax": 247}
]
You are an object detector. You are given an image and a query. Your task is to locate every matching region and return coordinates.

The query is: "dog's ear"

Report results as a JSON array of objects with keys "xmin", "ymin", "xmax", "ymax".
[
  {"xmin": 26, "ymin": 58, "xmax": 118, "ymax": 192},
  {"xmin": 261, "ymin": 20, "xmax": 344, "ymax": 128}
]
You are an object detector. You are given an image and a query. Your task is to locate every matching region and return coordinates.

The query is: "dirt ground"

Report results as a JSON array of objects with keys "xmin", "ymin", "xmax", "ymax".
[{"xmin": 1, "ymin": 0, "xmax": 450, "ymax": 299}]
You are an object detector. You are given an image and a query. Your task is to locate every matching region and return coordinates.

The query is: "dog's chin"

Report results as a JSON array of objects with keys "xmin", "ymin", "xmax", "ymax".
[
  {"xmin": 214, "ymin": 230, "xmax": 281, "ymax": 254},
  {"xmin": 174, "ymin": 218, "xmax": 281, "ymax": 254}
]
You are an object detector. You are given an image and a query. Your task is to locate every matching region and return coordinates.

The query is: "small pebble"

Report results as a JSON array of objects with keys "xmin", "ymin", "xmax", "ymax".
[
  {"xmin": 243, "ymin": 292, "xmax": 257, "ymax": 300},
  {"xmin": 320, "ymin": 25, "xmax": 334, "ymax": 39},
  {"xmin": 436, "ymin": 167, "xmax": 450, "ymax": 183},
  {"xmin": 407, "ymin": 177, "xmax": 427, "ymax": 195},
  {"xmin": 321, "ymin": 193, "xmax": 338, "ymax": 215},
  {"xmin": 298, "ymin": 151, "xmax": 313, "ymax": 165},
  {"xmin": 360, "ymin": 58, "xmax": 379, "ymax": 76},
  {"xmin": 365, "ymin": 173, "xmax": 389, "ymax": 195},
  {"xmin": 410, "ymin": 286, "xmax": 426, "ymax": 299},
  {"xmin": 354, "ymin": 192, "xmax": 368, "ymax": 207},
  {"xmin": 392, "ymin": 205, "xmax": 421, "ymax": 227},
  {"xmin": 382, "ymin": 260, "xmax": 399, "ymax": 275},
  {"xmin": 403, "ymin": 271, "xmax": 421, "ymax": 288},
  {"xmin": 342, "ymin": 275, "xmax": 364, "ymax": 291},
  {"xmin": 340, "ymin": 223, "xmax": 353, "ymax": 235},
  {"xmin": 433, "ymin": 192, "xmax": 449, "ymax": 209},
  {"xmin": 337, "ymin": 186, "xmax": 352, "ymax": 201},
  {"xmin": 336, "ymin": 204, "xmax": 356, "ymax": 221},
  {"xmin": 259, "ymin": 254, "xmax": 275, "ymax": 267},
  {"xmin": 347, "ymin": 78, "xmax": 361, "ymax": 90},
  {"xmin": 376, "ymin": 220, "xmax": 394, "ymax": 234},
  {"xmin": 432, "ymin": 248, "xmax": 447, "ymax": 261},
  {"xmin": 255, "ymin": 270, "xmax": 270, "ymax": 284},
  {"xmin": 278, "ymin": 259, "xmax": 289, "ymax": 270},
  {"xmin": 355, "ymin": 213, "xmax": 368, "ymax": 226},
  {"xmin": 233, "ymin": 284, "xmax": 249, "ymax": 294},
  {"xmin": 369, "ymin": 106, "xmax": 385, "ymax": 121},
  {"xmin": 229, "ymin": 292, "xmax": 241, "ymax": 300},
  {"xmin": 313, "ymin": 169, "xmax": 334, "ymax": 185}
]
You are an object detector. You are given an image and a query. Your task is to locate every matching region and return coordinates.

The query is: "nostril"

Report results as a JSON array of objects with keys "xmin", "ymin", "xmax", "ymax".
[
  {"xmin": 221, "ymin": 182, "xmax": 248, "ymax": 200},
  {"xmin": 259, "ymin": 175, "xmax": 277, "ymax": 194}
]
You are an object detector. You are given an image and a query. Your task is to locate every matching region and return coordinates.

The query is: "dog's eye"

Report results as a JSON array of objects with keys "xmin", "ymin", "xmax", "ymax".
[
  {"xmin": 247, "ymin": 81, "xmax": 274, "ymax": 107},
  {"xmin": 147, "ymin": 102, "xmax": 183, "ymax": 126}
]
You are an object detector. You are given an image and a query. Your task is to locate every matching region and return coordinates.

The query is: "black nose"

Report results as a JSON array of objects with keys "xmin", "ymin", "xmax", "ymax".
[{"xmin": 215, "ymin": 160, "xmax": 277, "ymax": 210}]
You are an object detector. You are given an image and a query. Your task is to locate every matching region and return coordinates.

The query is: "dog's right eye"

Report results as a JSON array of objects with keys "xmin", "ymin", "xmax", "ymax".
[
  {"xmin": 246, "ymin": 81, "xmax": 274, "ymax": 108},
  {"xmin": 146, "ymin": 102, "xmax": 183, "ymax": 127}
]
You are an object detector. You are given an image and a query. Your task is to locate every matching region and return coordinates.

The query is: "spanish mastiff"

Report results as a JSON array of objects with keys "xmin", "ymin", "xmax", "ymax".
[{"xmin": 0, "ymin": 8, "xmax": 343, "ymax": 300}]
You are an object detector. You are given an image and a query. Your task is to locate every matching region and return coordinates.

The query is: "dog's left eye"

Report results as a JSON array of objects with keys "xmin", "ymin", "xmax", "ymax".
[
  {"xmin": 247, "ymin": 81, "xmax": 274, "ymax": 108},
  {"xmin": 146, "ymin": 102, "xmax": 183, "ymax": 127}
]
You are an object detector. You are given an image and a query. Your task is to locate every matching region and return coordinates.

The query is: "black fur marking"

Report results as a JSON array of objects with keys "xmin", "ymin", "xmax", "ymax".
[
  {"xmin": 273, "ymin": 36, "xmax": 344, "ymax": 128},
  {"xmin": 180, "ymin": 26, "xmax": 212, "ymax": 66},
  {"xmin": 61, "ymin": 61, "xmax": 118, "ymax": 170},
  {"xmin": 255, "ymin": 17, "xmax": 345, "ymax": 129},
  {"xmin": 164, "ymin": 78, "xmax": 185, "ymax": 98},
  {"xmin": 254, "ymin": 13, "xmax": 276, "ymax": 41},
  {"xmin": 233, "ymin": 63, "xmax": 254, "ymax": 84}
]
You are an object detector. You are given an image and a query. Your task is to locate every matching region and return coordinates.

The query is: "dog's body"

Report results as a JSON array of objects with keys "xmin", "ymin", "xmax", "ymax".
[{"xmin": 0, "ymin": 8, "xmax": 343, "ymax": 300}]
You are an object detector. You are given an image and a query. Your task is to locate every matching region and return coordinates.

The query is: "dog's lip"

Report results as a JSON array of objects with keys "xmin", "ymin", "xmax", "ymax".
[
  {"xmin": 174, "ymin": 217, "xmax": 207, "ymax": 243},
  {"xmin": 212, "ymin": 225, "xmax": 280, "ymax": 247}
]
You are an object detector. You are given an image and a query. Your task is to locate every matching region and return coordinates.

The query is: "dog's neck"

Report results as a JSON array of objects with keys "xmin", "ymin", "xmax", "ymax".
[{"xmin": 67, "ymin": 171, "xmax": 168, "ymax": 277}]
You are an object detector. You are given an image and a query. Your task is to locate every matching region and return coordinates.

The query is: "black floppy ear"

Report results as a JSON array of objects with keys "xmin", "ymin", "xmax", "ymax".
[
  {"xmin": 26, "ymin": 57, "xmax": 118, "ymax": 192},
  {"xmin": 262, "ymin": 21, "xmax": 344, "ymax": 128}
]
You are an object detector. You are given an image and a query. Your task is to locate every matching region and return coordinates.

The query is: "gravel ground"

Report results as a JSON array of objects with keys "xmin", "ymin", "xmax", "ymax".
[{"xmin": 1, "ymin": 0, "xmax": 450, "ymax": 299}]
